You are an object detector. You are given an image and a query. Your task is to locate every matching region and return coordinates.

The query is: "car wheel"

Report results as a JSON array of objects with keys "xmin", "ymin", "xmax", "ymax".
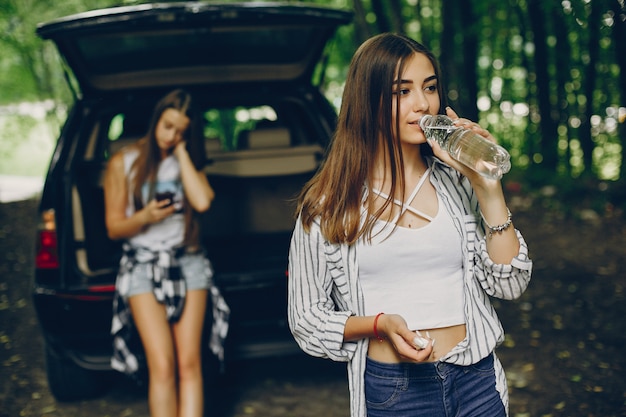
[{"xmin": 44, "ymin": 344, "xmax": 112, "ymax": 401}]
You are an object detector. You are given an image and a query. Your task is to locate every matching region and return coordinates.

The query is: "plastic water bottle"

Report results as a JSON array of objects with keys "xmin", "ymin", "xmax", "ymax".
[{"xmin": 419, "ymin": 114, "xmax": 511, "ymax": 180}]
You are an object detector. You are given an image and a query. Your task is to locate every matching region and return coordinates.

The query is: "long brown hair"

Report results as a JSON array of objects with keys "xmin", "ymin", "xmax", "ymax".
[
  {"xmin": 297, "ymin": 33, "xmax": 446, "ymax": 244},
  {"xmin": 130, "ymin": 88, "xmax": 206, "ymax": 247}
]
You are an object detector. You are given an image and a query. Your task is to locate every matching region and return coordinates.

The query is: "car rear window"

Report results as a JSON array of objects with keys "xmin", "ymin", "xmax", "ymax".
[{"xmin": 107, "ymin": 105, "xmax": 280, "ymax": 152}]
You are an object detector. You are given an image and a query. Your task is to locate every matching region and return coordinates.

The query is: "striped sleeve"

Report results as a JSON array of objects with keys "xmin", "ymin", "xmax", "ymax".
[
  {"xmin": 433, "ymin": 159, "xmax": 533, "ymax": 300},
  {"xmin": 287, "ymin": 216, "xmax": 357, "ymax": 362},
  {"xmin": 475, "ymin": 228, "xmax": 533, "ymax": 300}
]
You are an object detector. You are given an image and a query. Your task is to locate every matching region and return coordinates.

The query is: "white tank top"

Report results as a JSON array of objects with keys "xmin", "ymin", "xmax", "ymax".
[
  {"xmin": 123, "ymin": 149, "xmax": 185, "ymax": 251},
  {"xmin": 357, "ymin": 169, "xmax": 465, "ymax": 330}
]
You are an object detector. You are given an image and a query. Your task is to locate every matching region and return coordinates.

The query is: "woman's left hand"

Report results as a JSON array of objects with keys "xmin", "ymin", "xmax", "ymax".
[
  {"xmin": 427, "ymin": 107, "xmax": 500, "ymax": 186},
  {"xmin": 172, "ymin": 138, "xmax": 215, "ymax": 212},
  {"xmin": 173, "ymin": 140, "xmax": 188, "ymax": 159}
]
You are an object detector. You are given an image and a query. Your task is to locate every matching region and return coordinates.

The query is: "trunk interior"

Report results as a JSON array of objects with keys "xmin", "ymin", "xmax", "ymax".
[{"xmin": 65, "ymin": 96, "xmax": 326, "ymax": 359}]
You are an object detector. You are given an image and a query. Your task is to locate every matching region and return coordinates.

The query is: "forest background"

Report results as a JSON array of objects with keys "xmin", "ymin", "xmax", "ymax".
[
  {"xmin": 1, "ymin": 0, "xmax": 625, "ymax": 217},
  {"xmin": 2, "ymin": 2, "xmax": 625, "ymax": 416}
]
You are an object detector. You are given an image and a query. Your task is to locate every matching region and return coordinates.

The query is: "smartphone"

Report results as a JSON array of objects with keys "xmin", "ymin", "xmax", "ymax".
[{"xmin": 155, "ymin": 191, "xmax": 175, "ymax": 208}]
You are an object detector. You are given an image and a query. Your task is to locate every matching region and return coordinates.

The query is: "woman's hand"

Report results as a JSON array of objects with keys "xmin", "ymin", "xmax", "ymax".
[
  {"xmin": 377, "ymin": 314, "xmax": 434, "ymax": 362},
  {"xmin": 171, "ymin": 139, "xmax": 215, "ymax": 212},
  {"xmin": 172, "ymin": 140, "xmax": 188, "ymax": 160},
  {"xmin": 141, "ymin": 198, "xmax": 177, "ymax": 225},
  {"xmin": 445, "ymin": 107, "xmax": 496, "ymax": 143},
  {"xmin": 426, "ymin": 107, "xmax": 501, "ymax": 189}
]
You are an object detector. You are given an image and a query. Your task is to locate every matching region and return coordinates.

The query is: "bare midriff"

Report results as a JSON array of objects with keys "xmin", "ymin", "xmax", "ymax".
[{"xmin": 368, "ymin": 324, "xmax": 467, "ymax": 363}]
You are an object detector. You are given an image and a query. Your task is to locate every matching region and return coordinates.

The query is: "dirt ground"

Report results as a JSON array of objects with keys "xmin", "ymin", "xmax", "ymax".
[{"xmin": 1, "ymin": 195, "xmax": 625, "ymax": 417}]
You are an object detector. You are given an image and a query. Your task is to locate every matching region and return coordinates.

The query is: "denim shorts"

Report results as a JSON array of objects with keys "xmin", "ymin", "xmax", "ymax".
[
  {"xmin": 365, "ymin": 353, "xmax": 506, "ymax": 417},
  {"xmin": 126, "ymin": 252, "xmax": 212, "ymax": 297}
]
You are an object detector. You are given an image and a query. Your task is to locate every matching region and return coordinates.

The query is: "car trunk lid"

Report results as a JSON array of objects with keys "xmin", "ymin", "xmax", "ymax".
[{"xmin": 36, "ymin": 2, "xmax": 352, "ymax": 96}]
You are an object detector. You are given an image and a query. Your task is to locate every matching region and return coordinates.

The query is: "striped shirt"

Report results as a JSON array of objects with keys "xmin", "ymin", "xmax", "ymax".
[{"xmin": 287, "ymin": 158, "xmax": 533, "ymax": 417}]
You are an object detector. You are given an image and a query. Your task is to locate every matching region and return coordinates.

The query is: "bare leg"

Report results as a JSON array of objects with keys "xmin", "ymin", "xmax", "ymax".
[
  {"xmin": 129, "ymin": 293, "xmax": 177, "ymax": 417},
  {"xmin": 172, "ymin": 289, "xmax": 208, "ymax": 417}
]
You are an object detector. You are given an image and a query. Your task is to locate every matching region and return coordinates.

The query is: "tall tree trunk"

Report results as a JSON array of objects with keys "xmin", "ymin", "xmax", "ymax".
[
  {"xmin": 579, "ymin": 0, "xmax": 602, "ymax": 177},
  {"xmin": 461, "ymin": 0, "xmax": 480, "ymax": 122},
  {"xmin": 371, "ymin": 0, "xmax": 391, "ymax": 33},
  {"xmin": 611, "ymin": 0, "xmax": 626, "ymax": 179},
  {"xmin": 351, "ymin": 0, "xmax": 373, "ymax": 44},
  {"xmin": 439, "ymin": 0, "xmax": 456, "ymax": 110},
  {"xmin": 527, "ymin": 0, "xmax": 559, "ymax": 172},
  {"xmin": 440, "ymin": 0, "xmax": 479, "ymax": 119},
  {"xmin": 552, "ymin": 2, "xmax": 573, "ymax": 175},
  {"xmin": 388, "ymin": 0, "xmax": 405, "ymax": 34}
]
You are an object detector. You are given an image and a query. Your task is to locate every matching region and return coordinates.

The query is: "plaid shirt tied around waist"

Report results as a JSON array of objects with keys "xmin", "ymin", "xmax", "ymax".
[{"xmin": 111, "ymin": 244, "xmax": 229, "ymax": 376}]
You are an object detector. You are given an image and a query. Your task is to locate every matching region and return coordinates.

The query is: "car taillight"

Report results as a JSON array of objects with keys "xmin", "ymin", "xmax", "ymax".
[{"xmin": 35, "ymin": 209, "xmax": 59, "ymax": 269}]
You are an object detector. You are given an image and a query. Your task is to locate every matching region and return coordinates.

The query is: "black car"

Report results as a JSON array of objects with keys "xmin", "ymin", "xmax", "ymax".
[{"xmin": 33, "ymin": 2, "xmax": 352, "ymax": 401}]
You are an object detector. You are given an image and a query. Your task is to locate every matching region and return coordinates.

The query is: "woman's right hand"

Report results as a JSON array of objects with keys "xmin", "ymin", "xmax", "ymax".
[
  {"xmin": 141, "ymin": 198, "xmax": 176, "ymax": 225},
  {"xmin": 377, "ymin": 313, "xmax": 434, "ymax": 362}
]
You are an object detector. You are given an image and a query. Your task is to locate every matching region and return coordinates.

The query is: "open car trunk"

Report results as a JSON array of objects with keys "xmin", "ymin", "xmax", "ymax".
[{"xmin": 65, "ymin": 91, "xmax": 328, "ymax": 360}]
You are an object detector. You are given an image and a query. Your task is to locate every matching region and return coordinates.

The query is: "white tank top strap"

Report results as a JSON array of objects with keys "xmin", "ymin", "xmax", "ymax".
[{"xmin": 370, "ymin": 167, "xmax": 433, "ymax": 223}]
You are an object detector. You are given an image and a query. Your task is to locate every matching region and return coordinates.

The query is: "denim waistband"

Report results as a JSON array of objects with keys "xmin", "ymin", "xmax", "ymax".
[{"xmin": 366, "ymin": 353, "xmax": 494, "ymax": 379}]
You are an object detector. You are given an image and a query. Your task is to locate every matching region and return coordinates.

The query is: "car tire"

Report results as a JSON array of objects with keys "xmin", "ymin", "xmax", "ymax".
[{"xmin": 44, "ymin": 343, "xmax": 112, "ymax": 401}]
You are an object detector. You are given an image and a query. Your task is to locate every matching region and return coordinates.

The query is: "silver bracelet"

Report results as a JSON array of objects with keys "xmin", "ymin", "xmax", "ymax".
[{"xmin": 481, "ymin": 207, "xmax": 512, "ymax": 238}]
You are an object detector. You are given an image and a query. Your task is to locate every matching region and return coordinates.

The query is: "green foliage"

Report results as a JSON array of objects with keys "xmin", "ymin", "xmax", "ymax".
[
  {"xmin": 0, "ymin": 0, "xmax": 623, "ymax": 192},
  {"xmin": 0, "ymin": 0, "xmax": 122, "ymax": 175}
]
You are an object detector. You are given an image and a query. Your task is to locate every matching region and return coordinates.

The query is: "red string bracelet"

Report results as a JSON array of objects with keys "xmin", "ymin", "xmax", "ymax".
[{"xmin": 373, "ymin": 312, "xmax": 385, "ymax": 342}]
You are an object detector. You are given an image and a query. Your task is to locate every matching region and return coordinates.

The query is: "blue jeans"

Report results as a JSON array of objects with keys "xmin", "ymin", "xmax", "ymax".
[
  {"xmin": 365, "ymin": 353, "xmax": 506, "ymax": 417},
  {"xmin": 126, "ymin": 252, "xmax": 212, "ymax": 297}
]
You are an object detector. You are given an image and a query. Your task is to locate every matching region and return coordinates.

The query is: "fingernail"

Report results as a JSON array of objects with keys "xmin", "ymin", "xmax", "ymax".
[{"xmin": 413, "ymin": 335, "xmax": 429, "ymax": 350}]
